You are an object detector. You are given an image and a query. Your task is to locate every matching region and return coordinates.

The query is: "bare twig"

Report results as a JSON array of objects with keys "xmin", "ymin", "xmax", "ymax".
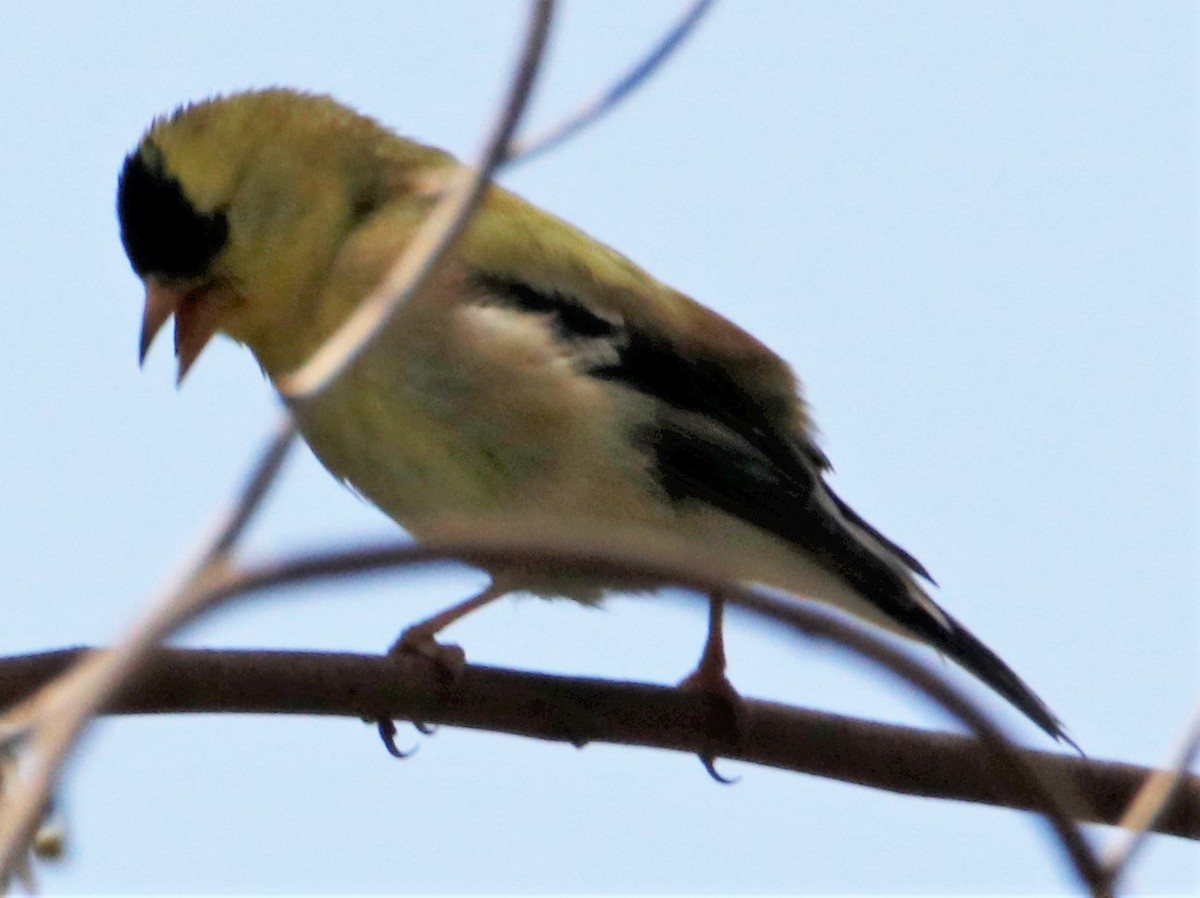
[
  {"xmin": 208, "ymin": 419, "xmax": 297, "ymax": 561},
  {"xmin": 277, "ymin": 0, "xmax": 714, "ymax": 397},
  {"xmin": 0, "ymin": 5, "xmax": 559, "ymax": 875},
  {"xmin": 2, "ymin": 646, "xmax": 1195, "ymax": 842},
  {"xmin": 509, "ymin": 0, "xmax": 717, "ymax": 162},
  {"xmin": 0, "ymin": 421, "xmax": 297, "ymax": 880},
  {"xmin": 277, "ymin": 0, "xmax": 555, "ymax": 398},
  {"xmin": 2, "ymin": 528, "xmax": 1110, "ymax": 894},
  {"xmin": 1102, "ymin": 695, "xmax": 1200, "ymax": 880}
]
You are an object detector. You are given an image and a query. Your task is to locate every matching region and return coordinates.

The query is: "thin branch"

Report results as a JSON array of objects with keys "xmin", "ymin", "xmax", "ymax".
[
  {"xmin": 0, "ymin": 3, "xmax": 556, "ymax": 872},
  {"xmin": 208, "ymin": 419, "xmax": 297, "ymax": 561},
  {"xmin": 1102, "ymin": 694, "xmax": 1200, "ymax": 879},
  {"xmin": 187, "ymin": 535, "xmax": 1117, "ymax": 894},
  {"xmin": 0, "ymin": 413, "xmax": 298, "ymax": 882},
  {"xmin": 509, "ymin": 0, "xmax": 717, "ymax": 163},
  {"xmin": 1, "ymin": 647, "xmax": 1195, "ymax": 842},
  {"xmin": 1, "ymin": 528, "xmax": 1110, "ymax": 894},
  {"xmin": 131, "ymin": 419, "xmax": 297, "ymax": 626},
  {"xmin": 277, "ymin": 0, "xmax": 555, "ymax": 398}
]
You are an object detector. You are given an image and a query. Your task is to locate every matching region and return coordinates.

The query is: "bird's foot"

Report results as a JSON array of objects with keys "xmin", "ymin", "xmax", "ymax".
[
  {"xmin": 388, "ymin": 627, "xmax": 468, "ymax": 682},
  {"xmin": 678, "ymin": 666, "xmax": 747, "ymax": 784},
  {"xmin": 374, "ymin": 628, "xmax": 463, "ymax": 758}
]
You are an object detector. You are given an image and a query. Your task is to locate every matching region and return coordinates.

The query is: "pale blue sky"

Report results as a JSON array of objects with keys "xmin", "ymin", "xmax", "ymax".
[{"xmin": 0, "ymin": 1, "xmax": 1196, "ymax": 893}]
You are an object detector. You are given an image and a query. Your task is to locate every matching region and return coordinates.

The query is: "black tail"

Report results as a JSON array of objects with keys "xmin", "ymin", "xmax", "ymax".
[
  {"xmin": 813, "ymin": 484, "xmax": 1078, "ymax": 750},
  {"xmin": 908, "ymin": 602, "xmax": 1079, "ymax": 751},
  {"xmin": 641, "ymin": 404, "xmax": 1076, "ymax": 748}
]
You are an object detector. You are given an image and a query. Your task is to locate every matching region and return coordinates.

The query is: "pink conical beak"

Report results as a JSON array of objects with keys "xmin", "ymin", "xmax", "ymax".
[{"xmin": 138, "ymin": 279, "xmax": 218, "ymax": 384}]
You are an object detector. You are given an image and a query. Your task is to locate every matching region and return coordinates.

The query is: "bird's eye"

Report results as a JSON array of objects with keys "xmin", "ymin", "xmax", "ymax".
[{"xmin": 117, "ymin": 145, "xmax": 229, "ymax": 280}]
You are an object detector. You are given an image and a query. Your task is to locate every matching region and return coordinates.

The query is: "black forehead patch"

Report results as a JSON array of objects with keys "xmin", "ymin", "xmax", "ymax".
[{"xmin": 117, "ymin": 142, "xmax": 229, "ymax": 280}]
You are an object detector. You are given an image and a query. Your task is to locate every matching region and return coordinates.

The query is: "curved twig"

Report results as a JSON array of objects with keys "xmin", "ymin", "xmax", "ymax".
[
  {"xmin": 207, "ymin": 420, "xmax": 297, "ymax": 561},
  {"xmin": 0, "ymin": 529, "xmax": 1108, "ymax": 894},
  {"xmin": 277, "ymin": 0, "xmax": 555, "ymax": 398},
  {"xmin": 0, "ymin": 417, "xmax": 298, "ymax": 884},
  {"xmin": 509, "ymin": 0, "xmax": 717, "ymax": 163},
  {"xmin": 0, "ymin": 0, "xmax": 555, "ymax": 836},
  {"xmin": 3, "ymin": 647, "xmax": 1194, "ymax": 840},
  {"xmin": 1102, "ymin": 694, "xmax": 1200, "ymax": 882}
]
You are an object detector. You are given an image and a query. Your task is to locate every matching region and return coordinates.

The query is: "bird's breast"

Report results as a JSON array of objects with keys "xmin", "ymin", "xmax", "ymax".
[{"xmin": 286, "ymin": 307, "xmax": 668, "ymax": 547}]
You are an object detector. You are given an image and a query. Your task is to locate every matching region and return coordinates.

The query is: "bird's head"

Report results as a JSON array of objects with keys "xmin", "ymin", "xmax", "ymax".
[{"xmin": 117, "ymin": 89, "xmax": 448, "ymax": 381}]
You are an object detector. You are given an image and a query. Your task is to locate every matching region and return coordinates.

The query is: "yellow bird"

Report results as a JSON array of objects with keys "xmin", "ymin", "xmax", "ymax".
[{"xmin": 118, "ymin": 88, "xmax": 1070, "ymax": 744}]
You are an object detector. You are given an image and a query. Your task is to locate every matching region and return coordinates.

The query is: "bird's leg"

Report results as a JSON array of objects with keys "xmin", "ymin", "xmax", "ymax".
[
  {"xmin": 679, "ymin": 591, "xmax": 738, "ymax": 698},
  {"xmin": 389, "ymin": 582, "xmax": 508, "ymax": 679},
  {"xmin": 679, "ymin": 592, "xmax": 746, "ymax": 777}
]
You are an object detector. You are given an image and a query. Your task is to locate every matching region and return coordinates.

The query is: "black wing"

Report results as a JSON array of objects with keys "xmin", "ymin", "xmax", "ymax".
[
  {"xmin": 474, "ymin": 271, "xmax": 926, "ymax": 603},
  {"xmin": 473, "ymin": 272, "xmax": 1070, "ymax": 743}
]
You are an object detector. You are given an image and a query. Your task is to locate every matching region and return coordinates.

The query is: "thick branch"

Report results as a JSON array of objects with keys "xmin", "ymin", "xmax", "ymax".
[{"xmin": 2, "ymin": 647, "xmax": 1195, "ymax": 841}]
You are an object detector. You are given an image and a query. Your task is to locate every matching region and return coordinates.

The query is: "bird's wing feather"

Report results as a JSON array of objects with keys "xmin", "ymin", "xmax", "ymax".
[
  {"xmin": 468, "ymin": 267, "xmax": 930, "ymax": 608},
  {"xmin": 467, "ymin": 246, "xmax": 1069, "ymax": 744},
  {"xmin": 458, "ymin": 190, "xmax": 925, "ymax": 596}
]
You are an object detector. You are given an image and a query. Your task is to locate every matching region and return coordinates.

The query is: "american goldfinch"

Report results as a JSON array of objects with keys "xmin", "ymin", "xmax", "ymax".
[{"xmin": 117, "ymin": 88, "xmax": 1070, "ymax": 744}]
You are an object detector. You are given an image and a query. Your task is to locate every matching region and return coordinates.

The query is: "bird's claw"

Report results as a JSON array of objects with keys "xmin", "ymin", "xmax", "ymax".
[
  {"xmin": 376, "ymin": 719, "xmax": 419, "ymax": 759},
  {"xmin": 699, "ymin": 753, "xmax": 739, "ymax": 785},
  {"xmin": 678, "ymin": 666, "xmax": 747, "ymax": 783}
]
